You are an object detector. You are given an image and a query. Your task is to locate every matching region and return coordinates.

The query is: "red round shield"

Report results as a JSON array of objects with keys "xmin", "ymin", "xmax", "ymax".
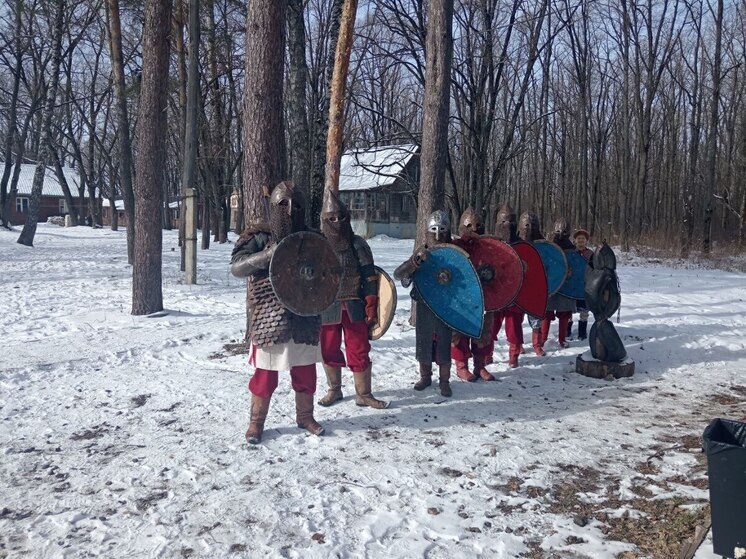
[
  {"xmin": 511, "ymin": 241, "xmax": 549, "ymax": 318},
  {"xmin": 458, "ymin": 236, "xmax": 523, "ymax": 311}
]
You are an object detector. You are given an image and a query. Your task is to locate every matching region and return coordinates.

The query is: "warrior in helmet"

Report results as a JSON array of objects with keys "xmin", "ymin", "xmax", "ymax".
[
  {"xmin": 230, "ymin": 181, "xmax": 324, "ymax": 444},
  {"xmin": 451, "ymin": 208, "xmax": 495, "ymax": 381},
  {"xmin": 394, "ymin": 210, "xmax": 454, "ymax": 397},
  {"xmin": 541, "ymin": 217, "xmax": 577, "ymax": 348},
  {"xmin": 492, "ymin": 204, "xmax": 526, "ymax": 368},
  {"xmin": 317, "ymin": 191, "xmax": 388, "ymax": 409},
  {"xmin": 518, "ymin": 211, "xmax": 548, "ymax": 356}
]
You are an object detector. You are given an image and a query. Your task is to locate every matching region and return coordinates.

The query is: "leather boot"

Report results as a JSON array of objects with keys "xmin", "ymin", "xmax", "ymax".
[
  {"xmin": 566, "ymin": 320, "xmax": 573, "ymax": 340},
  {"xmin": 245, "ymin": 395, "xmax": 271, "ymax": 445},
  {"xmin": 354, "ymin": 366, "xmax": 389, "ymax": 409},
  {"xmin": 295, "ymin": 392, "xmax": 324, "ymax": 436},
  {"xmin": 455, "ymin": 360, "xmax": 477, "ymax": 382},
  {"xmin": 508, "ymin": 344, "xmax": 520, "ymax": 368},
  {"xmin": 318, "ymin": 365, "xmax": 343, "ymax": 407},
  {"xmin": 578, "ymin": 320, "xmax": 588, "ymax": 341},
  {"xmin": 414, "ymin": 363, "xmax": 432, "ymax": 391},
  {"xmin": 558, "ymin": 315, "xmax": 570, "ymax": 348},
  {"xmin": 474, "ymin": 355, "xmax": 495, "ymax": 381},
  {"xmin": 438, "ymin": 363, "xmax": 452, "ymax": 397},
  {"xmin": 532, "ymin": 330, "xmax": 546, "ymax": 356}
]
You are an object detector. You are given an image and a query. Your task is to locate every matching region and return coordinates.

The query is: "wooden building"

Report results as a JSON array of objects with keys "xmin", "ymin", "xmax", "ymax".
[
  {"xmin": 338, "ymin": 144, "xmax": 419, "ymax": 239},
  {"xmin": 4, "ymin": 164, "xmax": 81, "ymax": 226}
]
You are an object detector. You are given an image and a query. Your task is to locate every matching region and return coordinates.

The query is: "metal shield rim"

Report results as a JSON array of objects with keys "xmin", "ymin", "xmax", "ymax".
[
  {"xmin": 369, "ymin": 265, "xmax": 397, "ymax": 341},
  {"xmin": 511, "ymin": 241, "xmax": 549, "ymax": 318},
  {"xmin": 268, "ymin": 231, "xmax": 342, "ymax": 316},
  {"xmin": 416, "ymin": 245, "xmax": 484, "ymax": 338},
  {"xmin": 534, "ymin": 239, "xmax": 568, "ymax": 296},
  {"xmin": 480, "ymin": 236, "xmax": 524, "ymax": 311}
]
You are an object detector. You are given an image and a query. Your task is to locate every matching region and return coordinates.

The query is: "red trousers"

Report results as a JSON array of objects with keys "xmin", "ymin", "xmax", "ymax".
[
  {"xmin": 320, "ymin": 308, "xmax": 371, "ymax": 372},
  {"xmin": 493, "ymin": 307, "xmax": 525, "ymax": 345},
  {"xmin": 248, "ymin": 364, "xmax": 317, "ymax": 398},
  {"xmin": 451, "ymin": 333, "xmax": 493, "ymax": 361}
]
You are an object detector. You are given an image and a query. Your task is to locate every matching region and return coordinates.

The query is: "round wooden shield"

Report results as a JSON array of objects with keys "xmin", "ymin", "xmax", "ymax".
[
  {"xmin": 414, "ymin": 245, "xmax": 484, "ymax": 338},
  {"xmin": 269, "ymin": 231, "xmax": 342, "ymax": 316},
  {"xmin": 558, "ymin": 251, "xmax": 588, "ymax": 300},
  {"xmin": 470, "ymin": 236, "xmax": 523, "ymax": 311},
  {"xmin": 511, "ymin": 241, "xmax": 549, "ymax": 318},
  {"xmin": 369, "ymin": 266, "xmax": 397, "ymax": 341},
  {"xmin": 533, "ymin": 239, "xmax": 568, "ymax": 296}
]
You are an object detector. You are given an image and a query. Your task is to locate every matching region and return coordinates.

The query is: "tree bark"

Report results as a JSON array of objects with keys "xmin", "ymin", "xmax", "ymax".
[
  {"xmin": 131, "ymin": 0, "xmax": 172, "ymax": 315},
  {"xmin": 242, "ymin": 2, "xmax": 287, "ymax": 225},
  {"xmin": 324, "ymin": 0, "xmax": 358, "ymax": 195},
  {"xmin": 17, "ymin": 0, "xmax": 64, "ymax": 246},
  {"xmin": 415, "ymin": 0, "xmax": 454, "ymax": 246},
  {"xmin": 105, "ymin": 0, "xmax": 136, "ymax": 264}
]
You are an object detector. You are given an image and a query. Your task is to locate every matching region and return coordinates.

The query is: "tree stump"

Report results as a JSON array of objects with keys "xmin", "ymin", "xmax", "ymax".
[{"xmin": 575, "ymin": 351, "xmax": 635, "ymax": 380}]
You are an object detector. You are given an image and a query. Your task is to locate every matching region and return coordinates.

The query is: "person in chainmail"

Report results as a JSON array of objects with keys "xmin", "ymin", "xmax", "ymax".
[
  {"xmin": 317, "ymin": 191, "xmax": 388, "ymax": 410},
  {"xmin": 451, "ymin": 208, "xmax": 496, "ymax": 382},
  {"xmin": 541, "ymin": 217, "xmax": 577, "ymax": 348},
  {"xmin": 230, "ymin": 181, "xmax": 324, "ymax": 444},
  {"xmin": 492, "ymin": 204, "xmax": 526, "ymax": 368},
  {"xmin": 394, "ymin": 210, "xmax": 454, "ymax": 397},
  {"xmin": 517, "ymin": 211, "xmax": 549, "ymax": 356}
]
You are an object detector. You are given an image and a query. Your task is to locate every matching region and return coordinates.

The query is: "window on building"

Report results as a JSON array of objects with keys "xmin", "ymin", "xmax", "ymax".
[
  {"xmin": 340, "ymin": 191, "xmax": 366, "ymax": 220},
  {"xmin": 16, "ymin": 197, "xmax": 29, "ymax": 213},
  {"xmin": 389, "ymin": 193, "xmax": 416, "ymax": 222},
  {"xmin": 59, "ymin": 199, "xmax": 68, "ymax": 214},
  {"xmin": 367, "ymin": 191, "xmax": 388, "ymax": 222}
]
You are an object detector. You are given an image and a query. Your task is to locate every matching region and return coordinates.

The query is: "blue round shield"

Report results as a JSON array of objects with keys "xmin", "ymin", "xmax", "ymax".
[
  {"xmin": 559, "ymin": 251, "xmax": 588, "ymax": 300},
  {"xmin": 533, "ymin": 240, "xmax": 568, "ymax": 296},
  {"xmin": 414, "ymin": 245, "xmax": 484, "ymax": 338}
]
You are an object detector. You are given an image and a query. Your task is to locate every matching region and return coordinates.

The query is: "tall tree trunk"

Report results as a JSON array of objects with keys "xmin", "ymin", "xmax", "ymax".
[
  {"xmin": 106, "ymin": 0, "xmax": 136, "ymax": 264},
  {"xmin": 17, "ymin": 0, "xmax": 64, "ymax": 246},
  {"xmin": 131, "ymin": 0, "xmax": 172, "ymax": 315},
  {"xmin": 324, "ymin": 0, "xmax": 357, "ymax": 196},
  {"xmin": 702, "ymin": 0, "xmax": 723, "ymax": 254},
  {"xmin": 51, "ymin": 149, "xmax": 79, "ymax": 225},
  {"xmin": 0, "ymin": 0, "xmax": 24, "ymax": 228},
  {"xmin": 416, "ymin": 0, "xmax": 454, "ymax": 246},
  {"xmin": 287, "ymin": 0, "xmax": 311, "ymax": 208},
  {"xmin": 242, "ymin": 2, "xmax": 287, "ymax": 225}
]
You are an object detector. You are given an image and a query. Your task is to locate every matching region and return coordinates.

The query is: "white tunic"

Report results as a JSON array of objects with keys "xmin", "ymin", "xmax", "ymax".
[{"xmin": 250, "ymin": 341, "xmax": 321, "ymax": 371}]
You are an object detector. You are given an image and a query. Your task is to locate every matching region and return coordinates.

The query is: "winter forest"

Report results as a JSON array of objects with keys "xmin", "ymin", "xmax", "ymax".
[{"xmin": 2, "ymin": 0, "xmax": 746, "ymax": 255}]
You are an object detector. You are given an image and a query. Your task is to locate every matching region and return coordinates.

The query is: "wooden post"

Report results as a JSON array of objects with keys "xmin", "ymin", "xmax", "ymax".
[
  {"xmin": 185, "ymin": 188, "xmax": 197, "ymax": 285},
  {"xmin": 324, "ymin": 0, "xmax": 357, "ymax": 195}
]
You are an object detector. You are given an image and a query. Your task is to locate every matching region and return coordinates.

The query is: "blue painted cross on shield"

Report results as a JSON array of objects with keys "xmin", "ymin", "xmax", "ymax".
[{"xmin": 414, "ymin": 245, "xmax": 484, "ymax": 338}]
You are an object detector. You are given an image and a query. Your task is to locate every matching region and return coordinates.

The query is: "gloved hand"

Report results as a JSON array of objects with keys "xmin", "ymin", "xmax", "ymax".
[
  {"xmin": 412, "ymin": 247, "xmax": 428, "ymax": 267},
  {"xmin": 364, "ymin": 295, "xmax": 378, "ymax": 326},
  {"xmin": 477, "ymin": 264, "xmax": 495, "ymax": 283}
]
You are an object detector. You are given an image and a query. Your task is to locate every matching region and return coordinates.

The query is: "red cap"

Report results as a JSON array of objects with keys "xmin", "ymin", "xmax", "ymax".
[{"xmin": 573, "ymin": 228, "xmax": 589, "ymax": 239}]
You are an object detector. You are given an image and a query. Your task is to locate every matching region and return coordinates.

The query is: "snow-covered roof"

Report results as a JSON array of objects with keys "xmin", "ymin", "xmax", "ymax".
[
  {"xmin": 2, "ymin": 163, "xmax": 81, "ymax": 197},
  {"xmin": 103, "ymin": 200, "xmax": 180, "ymax": 210},
  {"xmin": 339, "ymin": 144, "xmax": 418, "ymax": 192}
]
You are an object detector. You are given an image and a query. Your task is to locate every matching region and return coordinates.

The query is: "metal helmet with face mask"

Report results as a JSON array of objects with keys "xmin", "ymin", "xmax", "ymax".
[
  {"xmin": 518, "ymin": 211, "xmax": 543, "ymax": 242},
  {"xmin": 426, "ymin": 209, "xmax": 451, "ymax": 245},
  {"xmin": 458, "ymin": 207, "xmax": 483, "ymax": 238},
  {"xmin": 495, "ymin": 204, "xmax": 517, "ymax": 243},
  {"xmin": 320, "ymin": 190, "xmax": 353, "ymax": 251},
  {"xmin": 269, "ymin": 181, "xmax": 305, "ymax": 242},
  {"xmin": 553, "ymin": 217, "xmax": 570, "ymax": 239}
]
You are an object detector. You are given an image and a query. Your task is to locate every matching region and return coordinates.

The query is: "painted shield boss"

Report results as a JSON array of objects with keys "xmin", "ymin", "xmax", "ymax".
[
  {"xmin": 559, "ymin": 251, "xmax": 588, "ymax": 300},
  {"xmin": 471, "ymin": 236, "xmax": 523, "ymax": 311},
  {"xmin": 511, "ymin": 241, "xmax": 549, "ymax": 318},
  {"xmin": 414, "ymin": 245, "xmax": 484, "ymax": 338},
  {"xmin": 369, "ymin": 266, "xmax": 397, "ymax": 341},
  {"xmin": 533, "ymin": 239, "xmax": 569, "ymax": 296},
  {"xmin": 269, "ymin": 231, "xmax": 342, "ymax": 316}
]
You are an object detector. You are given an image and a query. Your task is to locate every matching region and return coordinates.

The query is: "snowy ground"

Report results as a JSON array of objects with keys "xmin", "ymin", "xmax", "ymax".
[{"xmin": 1, "ymin": 224, "xmax": 745, "ymax": 559}]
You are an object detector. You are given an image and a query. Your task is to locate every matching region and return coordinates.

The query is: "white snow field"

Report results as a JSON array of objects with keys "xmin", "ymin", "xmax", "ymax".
[{"xmin": 1, "ymin": 224, "xmax": 745, "ymax": 559}]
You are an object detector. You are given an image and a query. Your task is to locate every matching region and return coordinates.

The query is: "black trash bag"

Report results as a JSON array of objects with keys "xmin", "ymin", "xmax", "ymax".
[
  {"xmin": 589, "ymin": 319, "xmax": 627, "ymax": 362},
  {"xmin": 703, "ymin": 418, "xmax": 746, "ymax": 557}
]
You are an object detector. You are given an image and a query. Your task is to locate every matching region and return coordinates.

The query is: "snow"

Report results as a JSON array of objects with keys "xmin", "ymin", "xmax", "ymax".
[
  {"xmin": 1, "ymin": 224, "xmax": 745, "ymax": 558},
  {"xmin": 339, "ymin": 144, "xmax": 418, "ymax": 192}
]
